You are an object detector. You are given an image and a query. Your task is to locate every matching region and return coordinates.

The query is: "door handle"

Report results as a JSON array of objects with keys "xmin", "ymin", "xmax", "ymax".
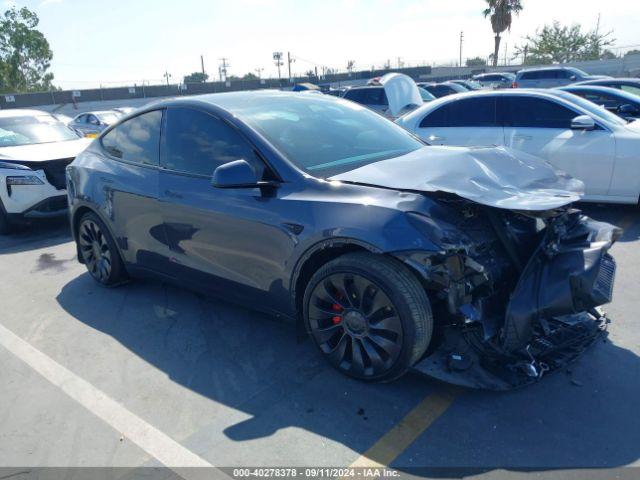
[
  {"xmin": 164, "ymin": 189, "xmax": 183, "ymax": 199},
  {"xmin": 427, "ymin": 135, "xmax": 446, "ymax": 142}
]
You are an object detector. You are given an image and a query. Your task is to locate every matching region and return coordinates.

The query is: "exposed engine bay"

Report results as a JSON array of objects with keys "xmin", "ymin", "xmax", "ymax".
[{"xmin": 394, "ymin": 196, "xmax": 620, "ymax": 390}]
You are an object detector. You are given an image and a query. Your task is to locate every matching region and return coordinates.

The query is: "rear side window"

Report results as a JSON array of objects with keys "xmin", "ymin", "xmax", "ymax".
[
  {"xmin": 101, "ymin": 110, "xmax": 162, "ymax": 166},
  {"xmin": 502, "ymin": 97, "xmax": 576, "ymax": 128},
  {"xmin": 343, "ymin": 89, "xmax": 366, "ymax": 103},
  {"xmin": 162, "ymin": 107, "xmax": 263, "ymax": 177},
  {"xmin": 345, "ymin": 88, "xmax": 386, "ymax": 105},
  {"xmin": 520, "ymin": 70, "xmax": 557, "ymax": 80},
  {"xmin": 419, "ymin": 97, "xmax": 497, "ymax": 128}
]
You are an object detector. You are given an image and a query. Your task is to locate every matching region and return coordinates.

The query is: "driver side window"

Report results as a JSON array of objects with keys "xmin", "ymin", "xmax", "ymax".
[
  {"xmin": 162, "ymin": 107, "xmax": 265, "ymax": 178},
  {"xmin": 503, "ymin": 97, "xmax": 577, "ymax": 128}
]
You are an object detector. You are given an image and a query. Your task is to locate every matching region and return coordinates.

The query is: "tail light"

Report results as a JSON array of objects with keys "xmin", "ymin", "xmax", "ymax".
[{"xmin": 512, "ymin": 81, "xmax": 518, "ymax": 88}]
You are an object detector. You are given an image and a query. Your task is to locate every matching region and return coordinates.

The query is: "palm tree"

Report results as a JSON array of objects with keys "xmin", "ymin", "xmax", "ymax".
[{"xmin": 483, "ymin": 0, "xmax": 523, "ymax": 67}]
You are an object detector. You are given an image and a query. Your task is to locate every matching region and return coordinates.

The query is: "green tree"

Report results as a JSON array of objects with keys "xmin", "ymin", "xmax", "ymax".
[
  {"xmin": 600, "ymin": 49, "xmax": 617, "ymax": 60},
  {"xmin": 183, "ymin": 71, "xmax": 208, "ymax": 83},
  {"xmin": 483, "ymin": 0, "xmax": 523, "ymax": 67},
  {"xmin": 514, "ymin": 22, "xmax": 615, "ymax": 64},
  {"xmin": 625, "ymin": 49, "xmax": 640, "ymax": 57},
  {"xmin": 466, "ymin": 56, "xmax": 487, "ymax": 67},
  {"xmin": 241, "ymin": 72, "xmax": 259, "ymax": 80},
  {"xmin": 0, "ymin": 7, "xmax": 54, "ymax": 93}
]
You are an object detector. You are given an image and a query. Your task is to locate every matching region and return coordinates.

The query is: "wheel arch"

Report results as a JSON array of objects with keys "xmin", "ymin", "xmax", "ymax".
[
  {"xmin": 291, "ymin": 238, "xmax": 380, "ymax": 321},
  {"xmin": 71, "ymin": 205, "xmax": 123, "ymax": 265}
]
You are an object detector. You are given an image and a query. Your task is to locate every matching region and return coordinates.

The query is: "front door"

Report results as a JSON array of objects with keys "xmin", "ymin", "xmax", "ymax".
[
  {"xmin": 500, "ymin": 96, "xmax": 616, "ymax": 198},
  {"xmin": 158, "ymin": 106, "xmax": 296, "ymax": 310}
]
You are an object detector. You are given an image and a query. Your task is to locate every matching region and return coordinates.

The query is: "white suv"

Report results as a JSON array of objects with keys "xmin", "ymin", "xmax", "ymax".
[{"xmin": 0, "ymin": 109, "xmax": 91, "ymax": 234}]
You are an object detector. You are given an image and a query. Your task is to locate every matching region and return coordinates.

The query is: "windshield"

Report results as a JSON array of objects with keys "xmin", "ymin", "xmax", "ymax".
[
  {"xmin": 97, "ymin": 112, "xmax": 121, "ymax": 124},
  {"xmin": 551, "ymin": 91, "xmax": 629, "ymax": 126},
  {"xmin": 221, "ymin": 93, "xmax": 424, "ymax": 177},
  {"xmin": 0, "ymin": 114, "xmax": 80, "ymax": 147}
]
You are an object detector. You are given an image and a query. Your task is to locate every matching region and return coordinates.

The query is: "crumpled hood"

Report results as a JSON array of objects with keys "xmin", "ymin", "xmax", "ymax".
[
  {"xmin": 379, "ymin": 73, "xmax": 424, "ymax": 118},
  {"xmin": 330, "ymin": 146, "xmax": 584, "ymax": 211},
  {"xmin": 0, "ymin": 137, "xmax": 91, "ymax": 162}
]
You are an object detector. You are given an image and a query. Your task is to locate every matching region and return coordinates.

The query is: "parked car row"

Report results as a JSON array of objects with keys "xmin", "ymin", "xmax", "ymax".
[{"xmin": 0, "ymin": 77, "xmax": 624, "ymax": 389}]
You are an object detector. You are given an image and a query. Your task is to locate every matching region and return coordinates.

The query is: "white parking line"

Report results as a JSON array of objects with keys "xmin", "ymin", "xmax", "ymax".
[{"xmin": 0, "ymin": 322, "xmax": 213, "ymax": 469}]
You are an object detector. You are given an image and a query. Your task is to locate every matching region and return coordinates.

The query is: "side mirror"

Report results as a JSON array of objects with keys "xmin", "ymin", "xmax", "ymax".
[
  {"xmin": 211, "ymin": 159, "xmax": 279, "ymax": 189},
  {"xmin": 571, "ymin": 115, "xmax": 596, "ymax": 131},
  {"xmin": 569, "ymin": 75, "xmax": 577, "ymax": 81}
]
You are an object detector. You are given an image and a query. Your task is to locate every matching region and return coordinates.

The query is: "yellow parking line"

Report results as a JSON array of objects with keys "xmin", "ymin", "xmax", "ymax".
[{"xmin": 349, "ymin": 387, "xmax": 460, "ymax": 468}]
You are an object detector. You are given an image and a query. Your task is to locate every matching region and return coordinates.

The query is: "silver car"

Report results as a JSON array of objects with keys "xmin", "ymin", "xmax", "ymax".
[
  {"xmin": 514, "ymin": 67, "xmax": 608, "ymax": 89},
  {"xmin": 472, "ymin": 72, "xmax": 516, "ymax": 89},
  {"xmin": 69, "ymin": 110, "xmax": 122, "ymax": 138}
]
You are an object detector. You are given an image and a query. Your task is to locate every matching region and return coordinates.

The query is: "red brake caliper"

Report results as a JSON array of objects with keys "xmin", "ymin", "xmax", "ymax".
[{"xmin": 332, "ymin": 302, "xmax": 343, "ymax": 325}]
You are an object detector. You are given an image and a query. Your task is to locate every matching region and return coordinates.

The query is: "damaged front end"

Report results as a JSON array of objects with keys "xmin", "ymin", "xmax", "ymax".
[{"xmin": 396, "ymin": 202, "xmax": 621, "ymax": 390}]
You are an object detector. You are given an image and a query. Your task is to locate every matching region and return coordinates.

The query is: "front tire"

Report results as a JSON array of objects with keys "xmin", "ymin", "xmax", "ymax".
[
  {"xmin": 0, "ymin": 201, "xmax": 12, "ymax": 235},
  {"xmin": 77, "ymin": 212, "xmax": 127, "ymax": 286},
  {"xmin": 303, "ymin": 252, "xmax": 433, "ymax": 382}
]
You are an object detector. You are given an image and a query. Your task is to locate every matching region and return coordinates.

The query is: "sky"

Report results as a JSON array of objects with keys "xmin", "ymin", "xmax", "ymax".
[{"xmin": 4, "ymin": 0, "xmax": 640, "ymax": 89}]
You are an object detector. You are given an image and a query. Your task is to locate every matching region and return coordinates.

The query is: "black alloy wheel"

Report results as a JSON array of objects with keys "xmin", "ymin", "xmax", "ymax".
[
  {"xmin": 304, "ymin": 252, "xmax": 432, "ymax": 382},
  {"xmin": 77, "ymin": 212, "xmax": 126, "ymax": 286}
]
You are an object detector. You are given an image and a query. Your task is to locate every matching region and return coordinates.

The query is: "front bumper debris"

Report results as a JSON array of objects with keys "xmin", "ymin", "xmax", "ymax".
[
  {"xmin": 408, "ymin": 208, "xmax": 620, "ymax": 390},
  {"xmin": 412, "ymin": 309, "xmax": 609, "ymax": 390}
]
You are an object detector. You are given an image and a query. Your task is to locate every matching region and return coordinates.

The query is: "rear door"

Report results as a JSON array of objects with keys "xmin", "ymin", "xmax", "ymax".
[
  {"xmin": 500, "ymin": 95, "xmax": 616, "ymax": 197},
  {"xmin": 414, "ymin": 96, "xmax": 503, "ymax": 147},
  {"xmin": 158, "ymin": 107, "xmax": 295, "ymax": 309},
  {"xmin": 98, "ymin": 109, "xmax": 166, "ymax": 270}
]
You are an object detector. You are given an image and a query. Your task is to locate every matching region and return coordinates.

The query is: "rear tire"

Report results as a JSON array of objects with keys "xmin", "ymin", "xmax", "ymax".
[
  {"xmin": 77, "ymin": 212, "xmax": 127, "ymax": 286},
  {"xmin": 303, "ymin": 252, "xmax": 432, "ymax": 382}
]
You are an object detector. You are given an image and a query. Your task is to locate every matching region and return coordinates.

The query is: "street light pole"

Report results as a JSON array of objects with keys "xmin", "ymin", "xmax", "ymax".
[{"xmin": 459, "ymin": 31, "xmax": 464, "ymax": 68}]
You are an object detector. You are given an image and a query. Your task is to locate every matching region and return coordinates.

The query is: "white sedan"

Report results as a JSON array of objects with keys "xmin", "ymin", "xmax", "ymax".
[{"xmin": 397, "ymin": 89, "xmax": 640, "ymax": 204}]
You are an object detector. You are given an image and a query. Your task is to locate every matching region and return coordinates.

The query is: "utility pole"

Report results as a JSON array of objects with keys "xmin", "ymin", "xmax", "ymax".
[
  {"xmin": 504, "ymin": 42, "xmax": 508, "ymax": 66},
  {"xmin": 523, "ymin": 45, "xmax": 528, "ymax": 65},
  {"xmin": 200, "ymin": 55, "xmax": 206, "ymax": 80},
  {"xmin": 273, "ymin": 52, "xmax": 283, "ymax": 81},
  {"xmin": 163, "ymin": 70, "xmax": 172, "ymax": 86},
  {"xmin": 219, "ymin": 57, "xmax": 229, "ymax": 81},
  {"xmin": 459, "ymin": 31, "xmax": 464, "ymax": 67},
  {"xmin": 255, "ymin": 67, "xmax": 264, "ymax": 79},
  {"xmin": 287, "ymin": 52, "xmax": 295, "ymax": 83}
]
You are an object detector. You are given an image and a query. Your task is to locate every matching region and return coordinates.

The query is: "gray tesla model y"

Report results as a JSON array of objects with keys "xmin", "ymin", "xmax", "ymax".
[{"xmin": 66, "ymin": 91, "xmax": 620, "ymax": 389}]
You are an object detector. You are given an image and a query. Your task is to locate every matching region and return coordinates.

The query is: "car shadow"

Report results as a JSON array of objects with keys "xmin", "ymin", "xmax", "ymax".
[
  {"xmin": 0, "ymin": 218, "xmax": 71, "ymax": 254},
  {"xmin": 55, "ymin": 273, "xmax": 640, "ymax": 473}
]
